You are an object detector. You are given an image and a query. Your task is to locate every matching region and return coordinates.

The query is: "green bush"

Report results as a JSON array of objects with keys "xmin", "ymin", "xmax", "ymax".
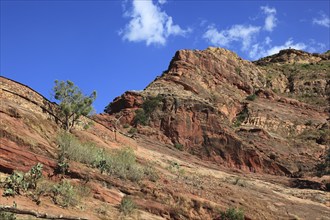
[
  {"xmin": 233, "ymin": 107, "xmax": 249, "ymax": 127},
  {"xmin": 51, "ymin": 180, "xmax": 78, "ymax": 207},
  {"xmin": 107, "ymin": 147, "xmax": 143, "ymax": 181},
  {"xmin": 133, "ymin": 109, "xmax": 148, "ymax": 126},
  {"xmin": 220, "ymin": 207, "xmax": 244, "ymax": 220},
  {"xmin": 57, "ymin": 132, "xmax": 99, "ymax": 165},
  {"xmin": 174, "ymin": 143, "xmax": 184, "ymax": 151},
  {"xmin": 2, "ymin": 163, "xmax": 43, "ymax": 197},
  {"xmin": 246, "ymin": 93, "xmax": 257, "ymax": 101},
  {"xmin": 143, "ymin": 164, "xmax": 159, "ymax": 182},
  {"xmin": 120, "ymin": 196, "xmax": 136, "ymax": 215},
  {"xmin": 142, "ymin": 95, "xmax": 162, "ymax": 115},
  {"xmin": 128, "ymin": 127, "xmax": 137, "ymax": 134},
  {"xmin": 133, "ymin": 95, "xmax": 162, "ymax": 126},
  {"xmin": 33, "ymin": 179, "xmax": 89, "ymax": 207}
]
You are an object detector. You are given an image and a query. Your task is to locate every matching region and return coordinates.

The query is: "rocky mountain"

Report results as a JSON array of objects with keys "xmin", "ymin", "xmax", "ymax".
[
  {"xmin": 102, "ymin": 47, "xmax": 329, "ymax": 177},
  {"xmin": 0, "ymin": 48, "xmax": 329, "ymax": 220}
]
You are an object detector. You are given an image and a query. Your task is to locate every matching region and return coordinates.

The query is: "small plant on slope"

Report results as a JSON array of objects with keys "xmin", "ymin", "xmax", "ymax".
[
  {"xmin": 120, "ymin": 196, "xmax": 136, "ymax": 215},
  {"xmin": 220, "ymin": 207, "xmax": 244, "ymax": 220}
]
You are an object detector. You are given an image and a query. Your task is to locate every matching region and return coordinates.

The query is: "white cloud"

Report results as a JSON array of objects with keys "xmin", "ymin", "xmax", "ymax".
[
  {"xmin": 121, "ymin": 0, "xmax": 190, "ymax": 46},
  {"xmin": 158, "ymin": 0, "xmax": 167, "ymax": 4},
  {"xmin": 203, "ymin": 25, "xmax": 261, "ymax": 50},
  {"xmin": 261, "ymin": 6, "xmax": 277, "ymax": 32},
  {"xmin": 265, "ymin": 36, "xmax": 272, "ymax": 45},
  {"xmin": 313, "ymin": 12, "xmax": 330, "ymax": 28},
  {"xmin": 249, "ymin": 38, "xmax": 307, "ymax": 60},
  {"xmin": 266, "ymin": 39, "xmax": 307, "ymax": 55}
]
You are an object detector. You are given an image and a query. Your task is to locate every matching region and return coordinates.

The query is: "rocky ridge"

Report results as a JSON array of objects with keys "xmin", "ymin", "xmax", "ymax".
[{"xmin": 103, "ymin": 47, "xmax": 329, "ymax": 177}]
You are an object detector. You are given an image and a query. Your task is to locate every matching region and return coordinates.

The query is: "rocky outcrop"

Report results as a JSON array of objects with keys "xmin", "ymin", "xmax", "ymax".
[
  {"xmin": 102, "ymin": 48, "xmax": 329, "ymax": 176},
  {"xmin": 254, "ymin": 49, "xmax": 330, "ymax": 65}
]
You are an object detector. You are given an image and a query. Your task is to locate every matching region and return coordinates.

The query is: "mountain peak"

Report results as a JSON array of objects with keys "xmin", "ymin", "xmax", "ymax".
[{"xmin": 255, "ymin": 48, "xmax": 330, "ymax": 65}]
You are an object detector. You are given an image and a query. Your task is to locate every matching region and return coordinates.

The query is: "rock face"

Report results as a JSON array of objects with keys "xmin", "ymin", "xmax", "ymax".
[{"xmin": 103, "ymin": 47, "xmax": 330, "ymax": 176}]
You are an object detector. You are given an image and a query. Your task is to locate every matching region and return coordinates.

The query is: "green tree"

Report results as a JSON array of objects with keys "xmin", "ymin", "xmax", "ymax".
[{"xmin": 53, "ymin": 80, "xmax": 96, "ymax": 131}]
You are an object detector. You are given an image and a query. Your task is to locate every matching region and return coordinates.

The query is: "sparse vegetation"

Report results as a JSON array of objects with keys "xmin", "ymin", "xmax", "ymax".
[
  {"xmin": 246, "ymin": 93, "xmax": 257, "ymax": 101},
  {"xmin": 298, "ymin": 127, "xmax": 330, "ymax": 145},
  {"xmin": 174, "ymin": 142, "xmax": 184, "ymax": 151},
  {"xmin": 128, "ymin": 127, "xmax": 137, "ymax": 134},
  {"xmin": 51, "ymin": 180, "xmax": 78, "ymax": 207},
  {"xmin": 133, "ymin": 95, "xmax": 162, "ymax": 126},
  {"xmin": 143, "ymin": 164, "xmax": 159, "ymax": 182},
  {"xmin": 168, "ymin": 161, "xmax": 185, "ymax": 176},
  {"xmin": 119, "ymin": 196, "xmax": 136, "ymax": 216},
  {"xmin": 133, "ymin": 109, "xmax": 148, "ymax": 126},
  {"xmin": 0, "ymin": 211, "xmax": 16, "ymax": 220},
  {"xmin": 53, "ymin": 80, "xmax": 96, "ymax": 131},
  {"xmin": 56, "ymin": 132, "xmax": 153, "ymax": 182},
  {"xmin": 235, "ymin": 66, "xmax": 241, "ymax": 75},
  {"xmin": 107, "ymin": 147, "xmax": 144, "ymax": 181},
  {"xmin": 0, "ymin": 203, "xmax": 17, "ymax": 220},
  {"xmin": 316, "ymin": 147, "xmax": 330, "ymax": 176},
  {"xmin": 2, "ymin": 163, "xmax": 43, "ymax": 197},
  {"xmin": 233, "ymin": 107, "xmax": 249, "ymax": 127},
  {"xmin": 220, "ymin": 207, "xmax": 244, "ymax": 220}
]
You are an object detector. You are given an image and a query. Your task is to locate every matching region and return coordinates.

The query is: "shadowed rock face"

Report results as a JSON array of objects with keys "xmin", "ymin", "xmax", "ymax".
[{"xmin": 103, "ymin": 47, "xmax": 329, "ymax": 176}]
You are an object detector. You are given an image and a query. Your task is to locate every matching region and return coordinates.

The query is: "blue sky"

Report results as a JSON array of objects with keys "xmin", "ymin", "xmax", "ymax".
[{"xmin": 1, "ymin": 0, "xmax": 329, "ymax": 113}]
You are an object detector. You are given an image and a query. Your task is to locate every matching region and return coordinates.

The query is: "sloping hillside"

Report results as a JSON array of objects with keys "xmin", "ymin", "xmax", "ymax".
[{"xmin": 0, "ymin": 48, "xmax": 329, "ymax": 220}]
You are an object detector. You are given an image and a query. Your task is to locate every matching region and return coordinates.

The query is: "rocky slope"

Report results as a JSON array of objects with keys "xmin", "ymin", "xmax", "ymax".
[
  {"xmin": 0, "ymin": 48, "xmax": 329, "ymax": 220},
  {"xmin": 103, "ymin": 47, "xmax": 329, "ymax": 177}
]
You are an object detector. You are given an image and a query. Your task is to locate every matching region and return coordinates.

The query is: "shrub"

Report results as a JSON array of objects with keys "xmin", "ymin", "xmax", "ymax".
[
  {"xmin": 316, "ymin": 147, "xmax": 330, "ymax": 176},
  {"xmin": 51, "ymin": 180, "xmax": 78, "ymax": 207},
  {"xmin": 56, "ymin": 132, "xmax": 106, "ymax": 173},
  {"xmin": 133, "ymin": 109, "xmax": 148, "ymax": 126},
  {"xmin": 56, "ymin": 133, "xmax": 155, "ymax": 182},
  {"xmin": 120, "ymin": 196, "xmax": 136, "ymax": 215},
  {"xmin": 220, "ymin": 207, "xmax": 244, "ymax": 220},
  {"xmin": 57, "ymin": 132, "xmax": 99, "ymax": 165},
  {"xmin": 142, "ymin": 95, "xmax": 162, "ymax": 115},
  {"xmin": 107, "ymin": 147, "xmax": 143, "ymax": 181},
  {"xmin": 128, "ymin": 127, "xmax": 137, "ymax": 134},
  {"xmin": 2, "ymin": 171, "xmax": 24, "ymax": 196},
  {"xmin": 2, "ymin": 163, "xmax": 43, "ymax": 197},
  {"xmin": 174, "ymin": 143, "xmax": 184, "ymax": 151},
  {"xmin": 233, "ymin": 107, "xmax": 249, "ymax": 127},
  {"xmin": 143, "ymin": 164, "xmax": 159, "ymax": 182},
  {"xmin": 123, "ymin": 124, "xmax": 130, "ymax": 129},
  {"xmin": 246, "ymin": 93, "xmax": 257, "ymax": 101},
  {"xmin": 235, "ymin": 67, "xmax": 241, "ymax": 75},
  {"xmin": 133, "ymin": 95, "xmax": 162, "ymax": 126}
]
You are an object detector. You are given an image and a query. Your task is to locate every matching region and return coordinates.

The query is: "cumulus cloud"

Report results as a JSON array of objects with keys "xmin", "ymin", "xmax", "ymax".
[
  {"xmin": 121, "ymin": 0, "xmax": 190, "ymax": 46},
  {"xmin": 266, "ymin": 39, "xmax": 307, "ymax": 55},
  {"xmin": 313, "ymin": 12, "xmax": 330, "ymax": 28},
  {"xmin": 261, "ymin": 6, "xmax": 277, "ymax": 31},
  {"xmin": 203, "ymin": 25, "xmax": 260, "ymax": 50},
  {"xmin": 158, "ymin": 0, "xmax": 167, "ymax": 4}
]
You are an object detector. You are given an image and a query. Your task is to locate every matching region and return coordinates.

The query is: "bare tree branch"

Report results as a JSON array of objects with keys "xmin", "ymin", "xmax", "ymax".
[{"xmin": 0, "ymin": 206, "xmax": 88, "ymax": 220}]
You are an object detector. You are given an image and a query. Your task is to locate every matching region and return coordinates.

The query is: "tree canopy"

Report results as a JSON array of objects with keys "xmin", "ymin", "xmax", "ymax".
[{"xmin": 53, "ymin": 80, "xmax": 96, "ymax": 131}]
